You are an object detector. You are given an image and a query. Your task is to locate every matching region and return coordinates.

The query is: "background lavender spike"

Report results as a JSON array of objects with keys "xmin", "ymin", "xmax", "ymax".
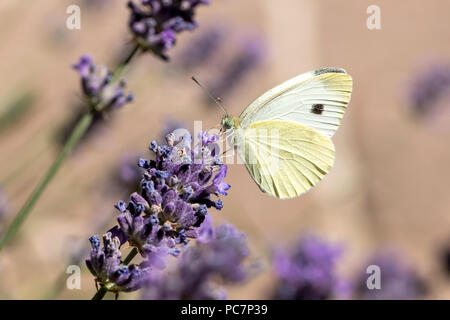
[
  {"xmin": 353, "ymin": 251, "xmax": 427, "ymax": 300},
  {"xmin": 73, "ymin": 55, "xmax": 134, "ymax": 112},
  {"xmin": 409, "ymin": 63, "xmax": 450, "ymax": 116},
  {"xmin": 142, "ymin": 222, "xmax": 250, "ymax": 300},
  {"xmin": 271, "ymin": 234, "xmax": 348, "ymax": 300},
  {"xmin": 207, "ymin": 38, "xmax": 264, "ymax": 104},
  {"xmin": 56, "ymin": 55, "xmax": 134, "ymax": 150},
  {"xmin": 127, "ymin": 0, "xmax": 210, "ymax": 60},
  {"xmin": 177, "ymin": 27, "xmax": 226, "ymax": 70},
  {"xmin": 0, "ymin": 186, "xmax": 8, "ymax": 226},
  {"xmin": 114, "ymin": 153, "xmax": 145, "ymax": 193},
  {"xmin": 443, "ymin": 245, "xmax": 450, "ymax": 277}
]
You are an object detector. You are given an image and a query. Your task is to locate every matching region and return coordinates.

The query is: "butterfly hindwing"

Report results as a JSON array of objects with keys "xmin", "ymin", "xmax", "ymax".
[{"xmin": 235, "ymin": 120, "xmax": 335, "ymax": 199}]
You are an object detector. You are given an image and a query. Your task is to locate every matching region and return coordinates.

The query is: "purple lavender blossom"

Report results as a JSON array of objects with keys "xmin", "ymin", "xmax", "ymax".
[
  {"xmin": 116, "ymin": 153, "xmax": 145, "ymax": 192},
  {"xmin": 142, "ymin": 223, "xmax": 249, "ymax": 300},
  {"xmin": 73, "ymin": 55, "xmax": 133, "ymax": 112},
  {"xmin": 272, "ymin": 234, "xmax": 346, "ymax": 300},
  {"xmin": 409, "ymin": 63, "xmax": 450, "ymax": 116},
  {"xmin": 178, "ymin": 27, "xmax": 225, "ymax": 70},
  {"xmin": 209, "ymin": 38, "xmax": 264, "ymax": 102},
  {"xmin": 87, "ymin": 130, "xmax": 230, "ymax": 294},
  {"xmin": 354, "ymin": 252, "xmax": 427, "ymax": 300},
  {"xmin": 127, "ymin": 0, "xmax": 209, "ymax": 60},
  {"xmin": 86, "ymin": 232, "xmax": 146, "ymax": 292},
  {"xmin": 116, "ymin": 130, "xmax": 228, "ymax": 259}
]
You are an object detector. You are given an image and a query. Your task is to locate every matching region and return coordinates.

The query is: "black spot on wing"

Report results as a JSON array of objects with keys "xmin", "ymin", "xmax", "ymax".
[
  {"xmin": 314, "ymin": 67, "xmax": 346, "ymax": 75},
  {"xmin": 311, "ymin": 104, "xmax": 324, "ymax": 115}
]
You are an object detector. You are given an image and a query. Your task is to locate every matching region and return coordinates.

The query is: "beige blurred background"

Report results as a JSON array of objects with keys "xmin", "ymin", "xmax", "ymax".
[{"xmin": 0, "ymin": 0, "xmax": 449, "ymax": 299}]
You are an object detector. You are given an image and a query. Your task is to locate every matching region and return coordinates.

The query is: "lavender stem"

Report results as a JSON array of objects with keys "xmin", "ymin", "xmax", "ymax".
[{"xmin": 123, "ymin": 247, "xmax": 138, "ymax": 265}]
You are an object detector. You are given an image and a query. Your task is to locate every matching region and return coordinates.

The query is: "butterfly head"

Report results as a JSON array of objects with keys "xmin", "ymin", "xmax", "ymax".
[{"xmin": 221, "ymin": 115, "xmax": 235, "ymax": 132}]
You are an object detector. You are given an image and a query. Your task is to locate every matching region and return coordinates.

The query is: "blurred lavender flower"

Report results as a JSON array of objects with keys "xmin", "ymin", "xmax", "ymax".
[
  {"xmin": 127, "ymin": 0, "xmax": 210, "ymax": 60},
  {"xmin": 86, "ymin": 232, "xmax": 146, "ymax": 292},
  {"xmin": 0, "ymin": 187, "xmax": 8, "ymax": 224},
  {"xmin": 142, "ymin": 222, "xmax": 249, "ymax": 300},
  {"xmin": 209, "ymin": 39, "xmax": 264, "ymax": 102},
  {"xmin": 272, "ymin": 234, "xmax": 346, "ymax": 300},
  {"xmin": 159, "ymin": 118, "xmax": 188, "ymax": 143},
  {"xmin": 73, "ymin": 55, "xmax": 133, "ymax": 112},
  {"xmin": 409, "ymin": 63, "xmax": 450, "ymax": 116},
  {"xmin": 354, "ymin": 252, "xmax": 427, "ymax": 300},
  {"xmin": 444, "ymin": 246, "xmax": 450, "ymax": 277},
  {"xmin": 178, "ymin": 27, "xmax": 225, "ymax": 70},
  {"xmin": 87, "ymin": 129, "xmax": 229, "ymax": 294},
  {"xmin": 115, "ymin": 153, "xmax": 144, "ymax": 192}
]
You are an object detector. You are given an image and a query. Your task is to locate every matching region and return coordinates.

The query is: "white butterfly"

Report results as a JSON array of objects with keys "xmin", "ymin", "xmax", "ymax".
[{"xmin": 221, "ymin": 68, "xmax": 352, "ymax": 199}]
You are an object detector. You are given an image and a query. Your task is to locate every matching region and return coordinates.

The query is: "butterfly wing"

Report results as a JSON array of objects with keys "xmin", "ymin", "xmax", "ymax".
[
  {"xmin": 235, "ymin": 120, "xmax": 335, "ymax": 199},
  {"xmin": 240, "ymin": 68, "xmax": 352, "ymax": 137}
]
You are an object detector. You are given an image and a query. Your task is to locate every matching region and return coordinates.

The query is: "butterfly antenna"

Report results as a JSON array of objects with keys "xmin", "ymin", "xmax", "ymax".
[{"xmin": 191, "ymin": 76, "xmax": 228, "ymax": 116}]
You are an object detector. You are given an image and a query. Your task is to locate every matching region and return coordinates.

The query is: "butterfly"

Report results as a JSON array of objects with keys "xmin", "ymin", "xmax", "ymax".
[{"xmin": 220, "ymin": 67, "xmax": 353, "ymax": 199}]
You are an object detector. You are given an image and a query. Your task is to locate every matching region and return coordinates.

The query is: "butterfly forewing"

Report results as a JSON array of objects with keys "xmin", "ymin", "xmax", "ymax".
[{"xmin": 239, "ymin": 68, "xmax": 352, "ymax": 137}]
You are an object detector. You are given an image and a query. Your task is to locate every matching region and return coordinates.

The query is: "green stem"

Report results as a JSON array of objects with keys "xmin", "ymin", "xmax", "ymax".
[
  {"xmin": 91, "ymin": 247, "xmax": 139, "ymax": 300},
  {"xmin": 112, "ymin": 45, "xmax": 140, "ymax": 82},
  {"xmin": 0, "ymin": 112, "xmax": 94, "ymax": 251},
  {"xmin": 123, "ymin": 247, "xmax": 138, "ymax": 265},
  {"xmin": 92, "ymin": 286, "xmax": 108, "ymax": 301}
]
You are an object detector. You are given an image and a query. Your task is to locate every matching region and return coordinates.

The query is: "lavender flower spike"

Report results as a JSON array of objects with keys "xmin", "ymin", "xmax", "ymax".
[
  {"xmin": 113, "ymin": 129, "xmax": 229, "ymax": 266},
  {"xmin": 85, "ymin": 232, "xmax": 146, "ymax": 292},
  {"xmin": 178, "ymin": 27, "xmax": 225, "ymax": 70},
  {"xmin": 272, "ymin": 234, "xmax": 347, "ymax": 300},
  {"xmin": 87, "ymin": 129, "xmax": 229, "ymax": 295},
  {"xmin": 127, "ymin": 0, "xmax": 210, "ymax": 60},
  {"xmin": 409, "ymin": 63, "xmax": 450, "ymax": 116},
  {"xmin": 354, "ymin": 252, "xmax": 427, "ymax": 300},
  {"xmin": 209, "ymin": 38, "xmax": 264, "ymax": 101},
  {"xmin": 73, "ymin": 55, "xmax": 133, "ymax": 112},
  {"xmin": 142, "ymin": 223, "xmax": 250, "ymax": 300}
]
